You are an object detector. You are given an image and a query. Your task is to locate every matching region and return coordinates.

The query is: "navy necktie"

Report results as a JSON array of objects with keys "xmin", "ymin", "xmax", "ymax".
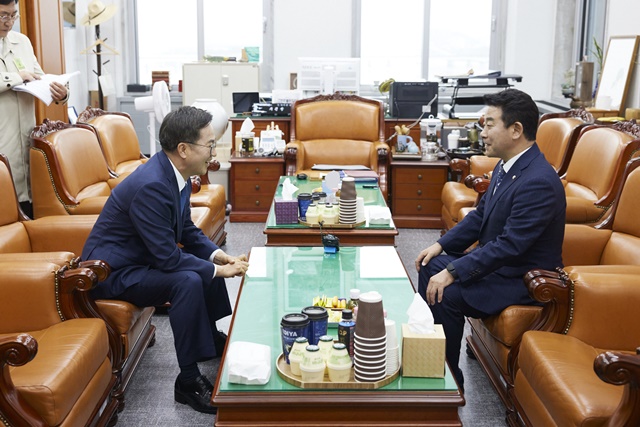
[
  {"xmin": 180, "ymin": 184, "xmax": 190, "ymax": 212},
  {"xmin": 493, "ymin": 164, "xmax": 506, "ymax": 194}
]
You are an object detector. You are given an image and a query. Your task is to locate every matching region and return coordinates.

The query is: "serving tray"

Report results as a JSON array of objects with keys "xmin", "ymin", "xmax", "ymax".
[{"xmin": 276, "ymin": 353, "xmax": 400, "ymax": 389}]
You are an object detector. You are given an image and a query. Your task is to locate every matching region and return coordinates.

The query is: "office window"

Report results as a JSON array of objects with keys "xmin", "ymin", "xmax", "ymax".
[
  {"xmin": 202, "ymin": 1, "xmax": 263, "ymax": 60},
  {"xmin": 135, "ymin": 0, "xmax": 263, "ymax": 85},
  {"xmin": 360, "ymin": 0, "xmax": 492, "ymax": 84},
  {"xmin": 136, "ymin": 0, "xmax": 198, "ymax": 85}
]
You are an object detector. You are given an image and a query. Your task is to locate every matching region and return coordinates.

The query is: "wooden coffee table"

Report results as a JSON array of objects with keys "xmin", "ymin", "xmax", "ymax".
[
  {"xmin": 263, "ymin": 177, "xmax": 399, "ymax": 246},
  {"xmin": 212, "ymin": 246, "xmax": 464, "ymax": 426}
]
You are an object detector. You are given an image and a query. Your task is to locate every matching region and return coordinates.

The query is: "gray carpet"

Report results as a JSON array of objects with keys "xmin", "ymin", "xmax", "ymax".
[{"xmin": 115, "ymin": 223, "xmax": 506, "ymax": 426}]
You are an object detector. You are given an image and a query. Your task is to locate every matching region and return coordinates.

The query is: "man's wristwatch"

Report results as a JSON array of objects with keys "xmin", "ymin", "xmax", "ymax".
[{"xmin": 446, "ymin": 262, "xmax": 458, "ymax": 279}]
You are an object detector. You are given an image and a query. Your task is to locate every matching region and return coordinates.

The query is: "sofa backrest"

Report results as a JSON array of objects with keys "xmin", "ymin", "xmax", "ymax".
[
  {"xmin": 0, "ymin": 261, "xmax": 63, "ymax": 333},
  {"xmin": 563, "ymin": 127, "xmax": 635, "ymax": 201},
  {"xmin": 79, "ymin": 109, "xmax": 145, "ymax": 175},
  {"xmin": 0, "ymin": 156, "xmax": 31, "ymax": 253},
  {"xmin": 601, "ymin": 163, "xmax": 640, "ymax": 265},
  {"xmin": 537, "ymin": 117, "xmax": 583, "ymax": 173}
]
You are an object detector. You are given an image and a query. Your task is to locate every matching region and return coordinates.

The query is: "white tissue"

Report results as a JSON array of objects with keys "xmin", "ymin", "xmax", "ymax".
[
  {"xmin": 406, "ymin": 293, "xmax": 435, "ymax": 334},
  {"xmin": 281, "ymin": 177, "xmax": 299, "ymax": 200},
  {"xmin": 240, "ymin": 117, "xmax": 255, "ymax": 134},
  {"xmin": 226, "ymin": 341, "xmax": 272, "ymax": 385}
]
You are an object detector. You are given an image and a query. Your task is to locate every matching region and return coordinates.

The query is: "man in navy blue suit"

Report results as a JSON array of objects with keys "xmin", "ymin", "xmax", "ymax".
[
  {"xmin": 82, "ymin": 106, "xmax": 248, "ymax": 414},
  {"xmin": 415, "ymin": 89, "xmax": 565, "ymax": 392}
]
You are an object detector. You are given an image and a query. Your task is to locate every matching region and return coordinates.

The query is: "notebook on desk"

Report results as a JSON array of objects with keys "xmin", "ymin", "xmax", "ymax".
[{"xmin": 344, "ymin": 170, "xmax": 379, "ymax": 182}]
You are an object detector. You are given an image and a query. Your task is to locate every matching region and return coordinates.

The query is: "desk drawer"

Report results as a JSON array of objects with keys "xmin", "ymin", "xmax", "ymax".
[
  {"xmin": 394, "ymin": 183, "xmax": 443, "ymax": 199},
  {"xmin": 393, "ymin": 199, "xmax": 441, "ymax": 215},
  {"xmin": 394, "ymin": 168, "xmax": 447, "ymax": 183},
  {"xmin": 233, "ymin": 162, "xmax": 283, "ymax": 180},
  {"xmin": 234, "ymin": 195, "xmax": 274, "ymax": 211},
  {"xmin": 234, "ymin": 179, "xmax": 279, "ymax": 197}
]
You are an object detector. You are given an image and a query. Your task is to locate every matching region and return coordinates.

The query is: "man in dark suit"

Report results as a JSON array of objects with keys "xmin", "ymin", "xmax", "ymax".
[
  {"xmin": 82, "ymin": 106, "xmax": 248, "ymax": 414},
  {"xmin": 415, "ymin": 89, "xmax": 566, "ymax": 391}
]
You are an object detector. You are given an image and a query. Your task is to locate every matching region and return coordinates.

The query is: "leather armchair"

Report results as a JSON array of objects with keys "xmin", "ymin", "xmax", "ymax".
[
  {"xmin": 77, "ymin": 107, "xmax": 228, "ymax": 246},
  {"xmin": 0, "ymin": 259, "xmax": 119, "ymax": 427},
  {"xmin": 30, "ymin": 119, "xmax": 224, "ymax": 245},
  {"xmin": 442, "ymin": 109, "xmax": 594, "ymax": 231},
  {"xmin": 1, "ymin": 153, "xmax": 156, "ymax": 410},
  {"xmin": 509, "ymin": 266, "xmax": 640, "ymax": 427},
  {"xmin": 284, "ymin": 93, "xmax": 390, "ymax": 199},
  {"xmin": 466, "ymin": 155, "xmax": 640, "ymax": 411}
]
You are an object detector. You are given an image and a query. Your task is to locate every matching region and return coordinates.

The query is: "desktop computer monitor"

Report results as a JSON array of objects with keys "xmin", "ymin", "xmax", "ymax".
[
  {"xmin": 232, "ymin": 92, "xmax": 260, "ymax": 114},
  {"xmin": 389, "ymin": 81, "xmax": 439, "ymax": 118}
]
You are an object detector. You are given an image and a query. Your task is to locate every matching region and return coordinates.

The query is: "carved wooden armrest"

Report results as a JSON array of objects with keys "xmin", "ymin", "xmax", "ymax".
[
  {"xmin": 463, "ymin": 174, "xmax": 481, "ymax": 188},
  {"xmin": 594, "ymin": 347, "xmax": 640, "ymax": 427},
  {"xmin": 190, "ymin": 175, "xmax": 202, "ymax": 194},
  {"xmin": 0, "ymin": 334, "xmax": 45, "ymax": 427},
  {"xmin": 524, "ymin": 268, "xmax": 573, "ymax": 334},
  {"xmin": 284, "ymin": 145, "xmax": 299, "ymax": 176},
  {"xmin": 449, "ymin": 158, "xmax": 471, "ymax": 181},
  {"xmin": 471, "ymin": 176, "xmax": 491, "ymax": 195}
]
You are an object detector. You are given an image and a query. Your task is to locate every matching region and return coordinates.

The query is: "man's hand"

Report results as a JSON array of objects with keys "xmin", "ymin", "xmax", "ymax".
[
  {"xmin": 227, "ymin": 254, "xmax": 248, "ymax": 264},
  {"xmin": 50, "ymin": 81, "xmax": 68, "ymax": 102},
  {"xmin": 215, "ymin": 260, "xmax": 249, "ymax": 278},
  {"xmin": 19, "ymin": 70, "xmax": 40, "ymax": 83},
  {"xmin": 415, "ymin": 243, "xmax": 443, "ymax": 272},
  {"xmin": 426, "ymin": 269, "xmax": 455, "ymax": 305}
]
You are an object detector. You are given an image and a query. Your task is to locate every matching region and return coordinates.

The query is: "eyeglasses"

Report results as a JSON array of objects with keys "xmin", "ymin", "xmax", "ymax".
[
  {"xmin": 0, "ymin": 13, "xmax": 19, "ymax": 23},
  {"xmin": 187, "ymin": 142, "xmax": 216, "ymax": 156}
]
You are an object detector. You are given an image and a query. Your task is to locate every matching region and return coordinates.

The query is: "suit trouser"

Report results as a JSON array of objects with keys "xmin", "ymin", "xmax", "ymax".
[
  {"xmin": 418, "ymin": 255, "xmax": 489, "ymax": 386},
  {"xmin": 116, "ymin": 270, "xmax": 232, "ymax": 366}
]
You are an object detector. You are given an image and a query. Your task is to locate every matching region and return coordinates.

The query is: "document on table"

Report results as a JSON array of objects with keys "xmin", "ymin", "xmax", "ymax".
[{"xmin": 12, "ymin": 71, "xmax": 81, "ymax": 106}]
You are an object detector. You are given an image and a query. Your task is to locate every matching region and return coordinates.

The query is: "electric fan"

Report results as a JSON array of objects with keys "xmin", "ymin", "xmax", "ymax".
[{"xmin": 134, "ymin": 80, "xmax": 171, "ymax": 155}]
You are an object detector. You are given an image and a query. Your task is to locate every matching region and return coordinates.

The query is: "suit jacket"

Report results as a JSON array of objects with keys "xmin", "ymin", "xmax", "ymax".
[
  {"xmin": 82, "ymin": 151, "xmax": 218, "ymax": 298},
  {"xmin": 438, "ymin": 143, "xmax": 566, "ymax": 313}
]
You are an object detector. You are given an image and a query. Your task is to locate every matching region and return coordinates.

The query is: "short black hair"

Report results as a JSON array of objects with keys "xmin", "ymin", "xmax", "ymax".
[
  {"xmin": 483, "ymin": 89, "xmax": 539, "ymax": 141},
  {"xmin": 159, "ymin": 106, "xmax": 212, "ymax": 152},
  {"xmin": 0, "ymin": 0, "xmax": 18, "ymax": 6}
]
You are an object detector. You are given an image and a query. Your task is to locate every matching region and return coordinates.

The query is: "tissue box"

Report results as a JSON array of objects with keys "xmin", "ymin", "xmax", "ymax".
[
  {"xmin": 274, "ymin": 198, "xmax": 298, "ymax": 224},
  {"xmin": 401, "ymin": 323, "xmax": 446, "ymax": 378}
]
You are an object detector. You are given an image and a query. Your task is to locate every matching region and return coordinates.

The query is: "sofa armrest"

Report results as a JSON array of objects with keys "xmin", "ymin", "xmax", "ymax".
[
  {"xmin": 562, "ymin": 224, "xmax": 612, "ymax": 266},
  {"xmin": 23, "ymin": 215, "xmax": 98, "ymax": 255},
  {"xmin": 284, "ymin": 140, "xmax": 302, "ymax": 176},
  {"xmin": 524, "ymin": 268, "xmax": 573, "ymax": 334},
  {"xmin": 0, "ymin": 333, "xmax": 46, "ymax": 427},
  {"xmin": 594, "ymin": 347, "xmax": 640, "ymax": 427},
  {"xmin": 449, "ymin": 158, "xmax": 470, "ymax": 181}
]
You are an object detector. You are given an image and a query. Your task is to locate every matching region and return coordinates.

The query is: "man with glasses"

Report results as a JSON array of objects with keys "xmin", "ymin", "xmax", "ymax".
[
  {"xmin": 1, "ymin": 0, "xmax": 68, "ymax": 218},
  {"xmin": 82, "ymin": 106, "xmax": 248, "ymax": 414}
]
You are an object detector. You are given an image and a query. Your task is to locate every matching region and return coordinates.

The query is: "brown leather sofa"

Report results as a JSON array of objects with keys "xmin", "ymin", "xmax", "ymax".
[
  {"xmin": 0, "ymin": 153, "xmax": 156, "ymax": 410},
  {"xmin": 30, "ymin": 119, "xmax": 225, "ymax": 245},
  {"xmin": 509, "ymin": 266, "xmax": 640, "ymax": 427},
  {"xmin": 0, "ymin": 259, "xmax": 119, "ymax": 427},
  {"xmin": 466, "ymin": 154, "xmax": 640, "ymax": 411},
  {"xmin": 284, "ymin": 93, "xmax": 391, "ymax": 198},
  {"xmin": 441, "ymin": 109, "xmax": 594, "ymax": 231},
  {"xmin": 77, "ymin": 107, "xmax": 227, "ymax": 245}
]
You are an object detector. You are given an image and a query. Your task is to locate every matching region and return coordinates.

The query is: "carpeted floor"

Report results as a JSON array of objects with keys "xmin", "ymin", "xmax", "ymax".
[{"xmin": 114, "ymin": 222, "xmax": 506, "ymax": 426}]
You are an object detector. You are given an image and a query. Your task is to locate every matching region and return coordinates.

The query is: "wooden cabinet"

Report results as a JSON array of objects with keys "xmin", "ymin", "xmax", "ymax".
[
  {"xmin": 390, "ymin": 160, "xmax": 449, "ymax": 228},
  {"xmin": 229, "ymin": 117, "xmax": 290, "ymax": 154},
  {"xmin": 229, "ymin": 154, "xmax": 284, "ymax": 222}
]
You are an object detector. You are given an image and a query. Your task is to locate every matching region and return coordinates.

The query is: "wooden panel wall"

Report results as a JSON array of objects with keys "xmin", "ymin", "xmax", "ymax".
[{"xmin": 19, "ymin": 0, "xmax": 67, "ymax": 123}]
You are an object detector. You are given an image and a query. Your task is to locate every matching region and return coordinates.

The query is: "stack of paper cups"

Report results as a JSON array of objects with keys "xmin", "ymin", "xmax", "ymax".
[{"xmin": 385, "ymin": 318, "xmax": 400, "ymax": 375}]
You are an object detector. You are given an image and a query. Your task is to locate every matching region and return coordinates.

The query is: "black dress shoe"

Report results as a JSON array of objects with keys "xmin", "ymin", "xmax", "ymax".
[
  {"xmin": 214, "ymin": 330, "xmax": 228, "ymax": 357},
  {"xmin": 174, "ymin": 375, "xmax": 217, "ymax": 414}
]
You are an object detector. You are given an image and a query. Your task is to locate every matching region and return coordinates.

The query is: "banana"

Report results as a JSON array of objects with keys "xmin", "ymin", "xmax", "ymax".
[
  {"xmin": 395, "ymin": 125, "xmax": 402, "ymax": 135},
  {"xmin": 401, "ymin": 125, "xmax": 409, "ymax": 135}
]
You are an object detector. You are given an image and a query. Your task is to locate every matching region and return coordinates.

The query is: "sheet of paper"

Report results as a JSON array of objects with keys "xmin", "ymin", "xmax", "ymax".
[{"xmin": 12, "ymin": 71, "xmax": 81, "ymax": 106}]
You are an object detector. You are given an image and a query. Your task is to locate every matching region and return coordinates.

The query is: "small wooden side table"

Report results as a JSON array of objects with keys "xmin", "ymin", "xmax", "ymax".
[
  {"xmin": 229, "ymin": 154, "xmax": 284, "ymax": 222},
  {"xmin": 390, "ymin": 159, "xmax": 449, "ymax": 228}
]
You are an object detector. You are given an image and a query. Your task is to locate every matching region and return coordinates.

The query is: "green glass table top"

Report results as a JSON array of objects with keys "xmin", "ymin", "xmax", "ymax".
[
  {"xmin": 218, "ymin": 246, "xmax": 457, "ymax": 392},
  {"xmin": 265, "ymin": 176, "xmax": 393, "ymax": 229}
]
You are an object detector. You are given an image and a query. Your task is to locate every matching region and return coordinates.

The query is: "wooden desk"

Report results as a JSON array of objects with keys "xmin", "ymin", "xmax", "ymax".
[
  {"xmin": 263, "ymin": 177, "xmax": 398, "ymax": 246},
  {"xmin": 212, "ymin": 246, "xmax": 464, "ymax": 426}
]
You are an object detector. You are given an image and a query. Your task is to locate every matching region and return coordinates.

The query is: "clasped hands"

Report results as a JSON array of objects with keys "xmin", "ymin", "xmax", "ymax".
[
  {"xmin": 215, "ymin": 253, "xmax": 249, "ymax": 278},
  {"xmin": 415, "ymin": 243, "xmax": 455, "ymax": 306}
]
